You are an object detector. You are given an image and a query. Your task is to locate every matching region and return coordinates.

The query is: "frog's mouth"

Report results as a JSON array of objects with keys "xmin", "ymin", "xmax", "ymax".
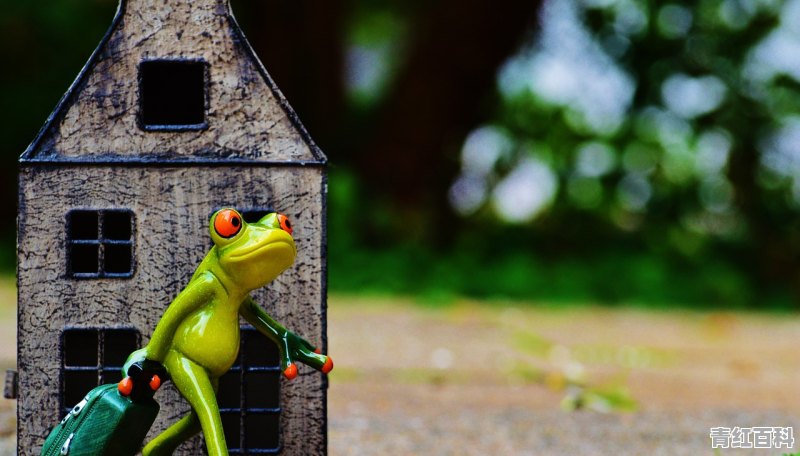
[{"xmin": 228, "ymin": 239, "xmax": 296, "ymax": 262}]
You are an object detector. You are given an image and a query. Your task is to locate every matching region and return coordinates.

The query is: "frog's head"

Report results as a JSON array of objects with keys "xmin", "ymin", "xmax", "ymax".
[{"xmin": 209, "ymin": 208, "xmax": 296, "ymax": 291}]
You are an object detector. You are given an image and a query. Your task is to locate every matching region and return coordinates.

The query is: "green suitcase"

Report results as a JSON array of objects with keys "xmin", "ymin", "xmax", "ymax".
[{"xmin": 40, "ymin": 362, "xmax": 164, "ymax": 456}]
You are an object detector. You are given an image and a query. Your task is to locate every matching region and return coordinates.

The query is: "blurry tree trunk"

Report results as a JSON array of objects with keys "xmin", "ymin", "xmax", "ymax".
[
  {"xmin": 231, "ymin": 0, "xmax": 347, "ymax": 150},
  {"xmin": 727, "ymin": 103, "xmax": 800, "ymax": 301},
  {"xmin": 353, "ymin": 0, "xmax": 541, "ymax": 243}
]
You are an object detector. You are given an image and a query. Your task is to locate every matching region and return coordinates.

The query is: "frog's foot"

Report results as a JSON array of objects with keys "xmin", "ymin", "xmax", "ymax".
[{"xmin": 280, "ymin": 331, "xmax": 334, "ymax": 380}]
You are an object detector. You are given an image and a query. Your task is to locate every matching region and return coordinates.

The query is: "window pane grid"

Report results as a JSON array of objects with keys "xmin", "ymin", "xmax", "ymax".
[
  {"xmin": 59, "ymin": 317, "xmax": 281, "ymax": 450},
  {"xmin": 102, "ymin": 272, "xmax": 135, "ymax": 279},
  {"xmin": 61, "ymin": 328, "xmax": 140, "ymax": 416},
  {"xmin": 228, "ymin": 366, "xmax": 282, "ymax": 373},
  {"xmin": 67, "ymin": 210, "xmax": 134, "ymax": 278},
  {"xmin": 229, "ymin": 449, "xmax": 282, "ymax": 455},
  {"xmin": 63, "ymin": 366, "xmax": 103, "ymax": 372},
  {"xmin": 69, "ymin": 239, "xmax": 132, "ymax": 246},
  {"xmin": 217, "ymin": 326, "xmax": 282, "ymax": 454},
  {"xmin": 219, "ymin": 408, "xmax": 281, "ymax": 414}
]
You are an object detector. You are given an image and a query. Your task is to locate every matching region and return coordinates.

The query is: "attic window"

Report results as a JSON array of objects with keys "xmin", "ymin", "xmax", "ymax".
[
  {"xmin": 61, "ymin": 328, "xmax": 140, "ymax": 416},
  {"xmin": 67, "ymin": 210, "xmax": 134, "ymax": 278},
  {"xmin": 217, "ymin": 326, "xmax": 282, "ymax": 453},
  {"xmin": 139, "ymin": 60, "xmax": 207, "ymax": 130}
]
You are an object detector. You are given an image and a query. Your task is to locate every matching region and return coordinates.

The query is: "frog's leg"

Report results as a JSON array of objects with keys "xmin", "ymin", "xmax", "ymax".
[
  {"xmin": 142, "ymin": 413, "xmax": 200, "ymax": 456},
  {"xmin": 145, "ymin": 350, "xmax": 227, "ymax": 456}
]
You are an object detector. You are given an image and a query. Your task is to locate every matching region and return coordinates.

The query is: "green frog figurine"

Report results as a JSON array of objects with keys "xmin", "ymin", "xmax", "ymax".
[{"xmin": 124, "ymin": 208, "xmax": 333, "ymax": 455}]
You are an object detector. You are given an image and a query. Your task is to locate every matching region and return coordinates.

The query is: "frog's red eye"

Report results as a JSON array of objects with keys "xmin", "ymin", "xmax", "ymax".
[
  {"xmin": 214, "ymin": 209, "xmax": 242, "ymax": 238},
  {"xmin": 277, "ymin": 213, "xmax": 293, "ymax": 235}
]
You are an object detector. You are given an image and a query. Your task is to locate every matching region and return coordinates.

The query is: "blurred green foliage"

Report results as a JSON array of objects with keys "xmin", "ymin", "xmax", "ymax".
[
  {"xmin": 328, "ymin": 169, "xmax": 790, "ymax": 309},
  {"xmin": 332, "ymin": 0, "xmax": 800, "ymax": 309}
]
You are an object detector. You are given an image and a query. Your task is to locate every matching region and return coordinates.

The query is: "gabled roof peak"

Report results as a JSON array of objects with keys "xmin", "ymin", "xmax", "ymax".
[
  {"xmin": 121, "ymin": 0, "xmax": 232, "ymax": 26},
  {"xmin": 124, "ymin": 0, "xmax": 229, "ymax": 13},
  {"xmin": 21, "ymin": 0, "xmax": 326, "ymax": 165}
]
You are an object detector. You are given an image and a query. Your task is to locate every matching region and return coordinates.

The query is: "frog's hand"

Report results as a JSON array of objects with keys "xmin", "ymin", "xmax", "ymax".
[
  {"xmin": 122, "ymin": 348, "xmax": 149, "ymax": 381},
  {"xmin": 240, "ymin": 297, "xmax": 333, "ymax": 380},
  {"xmin": 281, "ymin": 331, "xmax": 334, "ymax": 380}
]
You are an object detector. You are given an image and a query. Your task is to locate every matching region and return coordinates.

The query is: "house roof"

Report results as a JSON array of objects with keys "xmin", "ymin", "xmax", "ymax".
[{"xmin": 20, "ymin": 0, "xmax": 326, "ymax": 166}]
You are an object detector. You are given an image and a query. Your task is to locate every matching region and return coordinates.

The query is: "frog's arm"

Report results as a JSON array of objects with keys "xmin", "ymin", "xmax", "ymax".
[
  {"xmin": 147, "ymin": 271, "xmax": 218, "ymax": 362},
  {"xmin": 239, "ymin": 296, "xmax": 333, "ymax": 379}
]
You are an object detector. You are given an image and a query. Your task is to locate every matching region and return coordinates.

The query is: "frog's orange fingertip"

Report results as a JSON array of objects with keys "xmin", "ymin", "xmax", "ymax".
[
  {"xmin": 277, "ymin": 213, "xmax": 293, "ymax": 235},
  {"xmin": 283, "ymin": 364, "xmax": 298, "ymax": 380},
  {"xmin": 118, "ymin": 377, "xmax": 133, "ymax": 397},
  {"xmin": 214, "ymin": 209, "xmax": 242, "ymax": 238},
  {"xmin": 322, "ymin": 356, "xmax": 334, "ymax": 374},
  {"xmin": 149, "ymin": 375, "xmax": 162, "ymax": 391}
]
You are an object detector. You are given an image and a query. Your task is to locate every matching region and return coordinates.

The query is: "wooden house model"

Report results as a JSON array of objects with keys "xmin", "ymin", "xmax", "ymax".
[{"xmin": 14, "ymin": 0, "xmax": 328, "ymax": 454}]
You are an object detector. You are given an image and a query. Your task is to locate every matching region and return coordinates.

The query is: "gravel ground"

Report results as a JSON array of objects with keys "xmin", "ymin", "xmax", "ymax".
[
  {"xmin": 1, "ymin": 290, "xmax": 798, "ymax": 455},
  {"xmin": 0, "ymin": 277, "xmax": 16, "ymax": 456},
  {"xmin": 330, "ymin": 400, "xmax": 800, "ymax": 456},
  {"xmin": 327, "ymin": 296, "xmax": 800, "ymax": 455}
]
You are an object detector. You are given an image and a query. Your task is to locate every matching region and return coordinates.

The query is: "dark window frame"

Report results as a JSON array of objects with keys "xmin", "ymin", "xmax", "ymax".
[
  {"xmin": 66, "ymin": 209, "xmax": 135, "ymax": 279},
  {"xmin": 59, "ymin": 327, "xmax": 141, "ymax": 416},
  {"xmin": 137, "ymin": 58, "xmax": 210, "ymax": 132},
  {"xmin": 217, "ymin": 326, "xmax": 282, "ymax": 454}
]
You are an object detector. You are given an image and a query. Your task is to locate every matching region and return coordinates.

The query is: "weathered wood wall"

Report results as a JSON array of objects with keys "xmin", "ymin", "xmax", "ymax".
[{"xmin": 18, "ymin": 165, "xmax": 327, "ymax": 455}]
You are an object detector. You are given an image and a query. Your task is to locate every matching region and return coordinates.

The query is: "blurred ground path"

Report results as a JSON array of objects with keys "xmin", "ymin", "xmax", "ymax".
[
  {"xmin": 328, "ymin": 295, "xmax": 800, "ymax": 455},
  {"xmin": 0, "ymin": 290, "xmax": 798, "ymax": 455},
  {"xmin": 0, "ymin": 277, "xmax": 16, "ymax": 455}
]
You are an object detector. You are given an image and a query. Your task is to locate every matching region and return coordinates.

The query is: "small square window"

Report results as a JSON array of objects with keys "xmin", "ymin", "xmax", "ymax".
[
  {"xmin": 68, "ymin": 211, "xmax": 98, "ymax": 240},
  {"xmin": 70, "ymin": 244, "xmax": 99, "ymax": 274},
  {"xmin": 66, "ymin": 210, "xmax": 134, "ymax": 279},
  {"xmin": 245, "ymin": 414, "xmax": 280, "ymax": 450},
  {"xmin": 245, "ymin": 372, "xmax": 280, "ymax": 409},
  {"xmin": 104, "ymin": 244, "xmax": 132, "ymax": 274},
  {"xmin": 64, "ymin": 331, "xmax": 98, "ymax": 366},
  {"xmin": 103, "ymin": 331, "xmax": 138, "ymax": 365},
  {"xmin": 244, "ymin": 330, "xmax": 280, "ymax": 367},
  {"xmin": 221, "ymin": 413, "xmax": 241, "ymax": 451},
  {"xmin": 64, "ymin": 371, "xmax": 98, "ymax": 406},
  {"xmin": 217, "ymin": 373, "xmax": 241, "ymax": 410},
  {"xmin": 139, "ymin": 60, "xmax": 207, "ymax": 130},
  {"xmin": 104, "ymin": 211, "xmax": 132, "ymax": 240},
  {"xmin": 61, "ymin": 328, "xmax": 140, "ymax": 415}
]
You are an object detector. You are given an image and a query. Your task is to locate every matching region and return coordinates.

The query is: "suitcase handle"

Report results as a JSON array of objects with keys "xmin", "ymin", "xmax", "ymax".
[{"xmin": 117, "ymin": 360, "xmax": 168, "ymax": 402}]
